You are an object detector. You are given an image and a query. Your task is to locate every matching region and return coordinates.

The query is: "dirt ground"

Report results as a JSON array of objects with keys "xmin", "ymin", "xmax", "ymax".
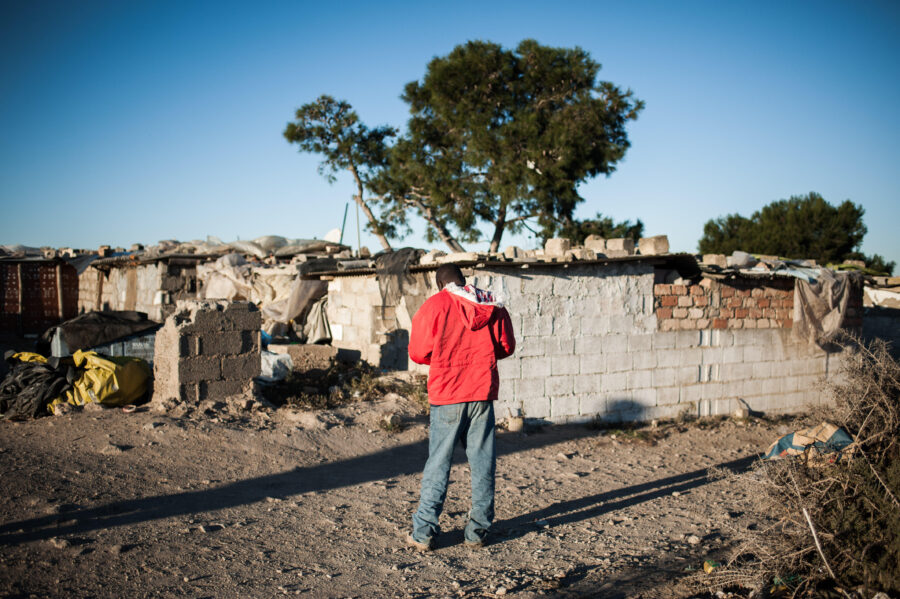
[{"xmin": 0, "ymin": 386, "xmax": 795, "ymax": 599}]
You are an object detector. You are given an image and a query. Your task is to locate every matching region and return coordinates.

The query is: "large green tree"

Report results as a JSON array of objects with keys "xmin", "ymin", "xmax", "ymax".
[
  {"xmin": 698, "ymin": 192, "xmax": 894, "ymax": 273},
  {"xmin": 372, "ymin": 39, "xmax": 644, "ymax": 252},
  {"xmin": 284, "ymin": 95, "xmax": 396, "ymax": 250}
]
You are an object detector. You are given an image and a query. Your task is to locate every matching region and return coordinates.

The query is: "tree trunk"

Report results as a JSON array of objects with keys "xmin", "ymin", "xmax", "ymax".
[
  {"xmin": 409, "ymin": 197, "xmax": 466, "ymax": 253},
  {"xmin": 488, "ymin": 207, "xmax": 507, "ymax": 253},
  {"xmin": 349, "ymin": 166, "xmax": 392, "ymax": 250}
]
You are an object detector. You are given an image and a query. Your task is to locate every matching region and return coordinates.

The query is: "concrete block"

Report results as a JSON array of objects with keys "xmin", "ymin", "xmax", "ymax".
[
  {"xmin": 242, "ymin": 330, "xmax": 260, "ymax": 353},
  {"xmin": 198, "ymin": 331, "xmax": 244, "ymax": 356},
  {"xmin": 225, "ymin": 307, "xmax": 262, "ymax": 332},
  {"xmin": 178, "ymin": 357, "xmax": 221, "ymax": 384},
  {"xmin": 544, "ymin": 238, "xmax": 572, "ymax": 257},
  {"xmin": 581, "ymin": 316, "xmax": 611, "ymax": 335},
  {"xmin": 720, "ymin": 362, "xmax": 754, "ymax": 381},
  {"xmin": 605, "ymin": 353, "xmax": 633, "ymax": 373},
  {"xmin": 503, "ymin": 246, "xmax": 525, "ymax": 259},
  {"xmin": 550, "ymin": 395, "xmax": 580, "ymax": 419},
  {"xmin": 600, "ymin": 372, "xmax": 627, "ymax": 393},
  {"xmin": 676, "ymin": 366, "xmax": 701, "ymax": 385},
  {"xmin": 179, "ymin": 335, "xmax": 198, "ymax": 358},
  {"xmin": 565, "ymin": 248, "xmax": 596, "ymax": 261},
  {"xmin": 521, "ymin": 397, "xmax": 550, "ymax": 419},
  {"xmin": 637, "ymin": 235, "xmax": 669, "ymax": 256},
  {"xmin": 518, "ymin": 356, "xmax": 550, "ymax": 378},
  {"xmin": 751, "ymin": 362, "xmax": 773, "ymax": 379},
  {"xmin": 521, "ymin": 314, "xmax": 553, "ymax": 337},
  {"xmin": 574, "ymin": 336, "xmax": 605, "ymax": 354},
  {"xmin": 608, "ymin": 314, "xmax": 635, "ymax": 334},
  {"xmin": 221, "ymin": 355, "xmax": 261, "ymax": 380},
  {"xmin": 674, "ymin": 330, "xmax": 702, "ymax": 348},
  {"xmin": 579, "ymin": 354, "xmax": 605, "ymax": 375},
  {"xmin": 436, "ymin": 252, "xmax": 481, "ymax": 263},
  {"xmin": 652, "ymin": 333, "xmax": 677, "ymax": 350},
  {"xmin": 552, "ymin": 315, "xmax": 581, "ymax": 336},
  {"xmin": 515, "ymin": 377, "xmax": 546, "ymax": 399},
  {"xmin": 599, "ymin": 335, "xmax": 628, "ymax": 354},
  {"xmin": 680, "ymin": 384, "xmax": 704, "ymax": 404},
  {"xmin": 544, "ymin": 337, "xmax": 575, "ymax": 356},
  {"xmin": 702, "ymin": 254, "xmax": 727, "ymax": 268},
  {"xmin": 579, "ymin": 394, "xmax": 606, "ymax": 416},
  {"xmin": 515, "ymin": 341, "xmax": 543, "ymax": 358},
  {"xmin": 521, "ymin": 275, "xmax": 554, "ymax": 296},
  {"xmin": 605, "ymin": 238, "xmax": 635, "ymax": 253},
  {"xmin": 628, "ymin": 388, "xmax": 658, "ymax": 408},
  {"xmin": 656, "ymin": 386, "xmax": 680, "ymax": 405},
  {"xmin": 627, "ymin": 369, "xmax": 652, "ymax": 390},
  {"xmin": 574, "ymin": 374, "xmax": 602, "ymax": 394},
  {"xmin": 200, "ymin": 379, "xmax": 245, "ymax": 401},
  {"xmin": 583, "ymin": 235, "xmax": 606, "ymax": 253},
  {"xmin": 722, "ymin": 346, "xmax": 744, "ymax": 363},
  {"xmin": 643, "ymin": 404, "xmax": 685, "ymax": 422},
  {"xmin": 700, "ymin": 382, "xmax": 725, "ymax": 400},
  {"xmin": 656, "ymin": 349, "xmax": 681, "ymax": 368},
  {"xmin": 498, "ymin": 357, "xmax": 521, "ymax": 381},
  {"xmin": 701, "ymin": 347, "xmax": 724, "ymax": 364},
  {"xmin": 550, "ymin": 355, "xmax": 579, "ymax": 376},
  {"xmin": 742, "ymin": 345, "xmax": 769, "ymax": 363},
  {"xmin": 179, "ymin": 383, "xmax": 199, "ymax": 403},
  {"xmin": 677, "ymin": 348, "xmax": 703, "ymax": 367},
  {"xmin": 631, "ymin": 351, "xmax": 656, "ymax": 370},
  {"xmin": 546, "ymin": 376, "xmax": 573, "ymax": 396},
  {"xmin": 627, "ymin": 334, "xmax": 652, "ymax": 352},
  {"xmin": 193, "ymin": 309, "xmax": 230, "ymax": 331}
]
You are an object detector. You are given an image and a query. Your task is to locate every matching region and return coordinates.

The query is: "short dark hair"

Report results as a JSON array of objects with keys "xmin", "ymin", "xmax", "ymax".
[{"xmin": 435, "ymin": 264, "xmax": 465, "ymax": 290}]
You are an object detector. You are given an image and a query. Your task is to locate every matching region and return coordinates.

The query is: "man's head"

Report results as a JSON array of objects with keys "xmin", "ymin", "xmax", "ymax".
[{"xmin": 435, "ymin": 264, "xmax": 465, "ymax": 291}]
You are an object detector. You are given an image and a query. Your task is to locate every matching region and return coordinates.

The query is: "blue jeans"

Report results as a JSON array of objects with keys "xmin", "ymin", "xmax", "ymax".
[{"xmin": 411, "ymin": 401, "xmax": 496, "ymax": 544}]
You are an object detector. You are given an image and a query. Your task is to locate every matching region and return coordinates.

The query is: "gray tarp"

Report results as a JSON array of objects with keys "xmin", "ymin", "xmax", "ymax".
[{"xmin": 793, "ymin": 270, "xmax": 862, "ymax": 345}]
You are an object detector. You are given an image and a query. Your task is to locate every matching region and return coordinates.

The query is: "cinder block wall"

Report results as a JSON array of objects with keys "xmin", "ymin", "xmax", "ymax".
[
  {"xmin": 152, "ymin": 300, "xmax": 260, "ymax": 405},
  {"xmin": 464, "ymin": 264, "xmax": 840, "ymax": 423},
  {"xmin": 78, "ymin": 262, "xmax": 196, "ymax": 321},
  {"xmin": 326, "ymin": 273, "xmax": 433, "ymax": 371},
  {"xmin": 322, "ymin": 263, "xmax": 847, "ymax": 423}
]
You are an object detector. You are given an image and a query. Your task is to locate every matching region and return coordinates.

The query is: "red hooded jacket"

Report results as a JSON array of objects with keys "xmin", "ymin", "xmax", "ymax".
[{"xmin": 408, "ymin": 284, "xmax": 516, "ymax": 405}]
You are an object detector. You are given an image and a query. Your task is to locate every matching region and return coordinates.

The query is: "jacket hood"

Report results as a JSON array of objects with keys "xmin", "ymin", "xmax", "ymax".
[{"xmin": 443, "ymin": 283, "xmax": 502, "ymax": 331}]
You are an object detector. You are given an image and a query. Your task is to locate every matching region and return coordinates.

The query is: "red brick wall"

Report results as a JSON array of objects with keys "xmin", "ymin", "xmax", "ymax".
[{"xmin": 654, "ymin": 278, "xmax": 795, "ymax": 332}]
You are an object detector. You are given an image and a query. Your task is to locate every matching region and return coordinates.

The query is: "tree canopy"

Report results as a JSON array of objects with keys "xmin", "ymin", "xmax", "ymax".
[
  {"xmin": 284, "ymin": 95, "xmax": 396, "ymax": 250},
  {"xmin": 285, "ymin": 40, "xmax": 643, "ymax": 253},
  {"xmin": 698, "ymin": 192, "xmax": 894, "ymax": 274}
]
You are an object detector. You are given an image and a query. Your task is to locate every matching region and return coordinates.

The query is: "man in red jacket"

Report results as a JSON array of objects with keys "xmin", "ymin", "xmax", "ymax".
[{"xmin": 407, "ymin": 264, "xmax": 516, "ymax": 550}]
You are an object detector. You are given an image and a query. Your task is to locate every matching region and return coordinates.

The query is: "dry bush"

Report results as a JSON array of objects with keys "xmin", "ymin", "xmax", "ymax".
[
  {"xmin": 697, "ymin": 337, "xmax": 900, "ymax": 597},
  {"xmin": 259, "ymin": 360, "xmax": 429, "ymax": 412}
]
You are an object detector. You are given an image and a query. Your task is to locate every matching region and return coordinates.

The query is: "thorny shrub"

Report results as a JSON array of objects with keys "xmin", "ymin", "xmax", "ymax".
[{"xmin": 697, "ymin": 337, "xmax": 900, "ymax": 597}]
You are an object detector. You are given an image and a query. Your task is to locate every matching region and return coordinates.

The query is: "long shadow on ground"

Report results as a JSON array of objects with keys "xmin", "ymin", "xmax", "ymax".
[{"xmin": 0, "ymin": 422, "xmax": 760, "ymax": 548}]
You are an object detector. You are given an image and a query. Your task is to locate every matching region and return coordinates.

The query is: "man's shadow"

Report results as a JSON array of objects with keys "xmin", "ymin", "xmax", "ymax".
[{"xmin": 437, "ymin": 454, "xmax": 757, "ymax": 548}]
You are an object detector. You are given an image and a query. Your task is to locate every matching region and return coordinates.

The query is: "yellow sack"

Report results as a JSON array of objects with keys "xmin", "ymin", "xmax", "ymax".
[{"xmin": 48, "ymin": 350, "xmax": 151, "ymax": 412}]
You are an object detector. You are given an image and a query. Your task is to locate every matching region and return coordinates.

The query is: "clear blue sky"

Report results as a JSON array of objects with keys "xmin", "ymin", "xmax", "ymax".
[{"xmin": 2, "ymin": 0, "xmax": 898, "ymax": 266}]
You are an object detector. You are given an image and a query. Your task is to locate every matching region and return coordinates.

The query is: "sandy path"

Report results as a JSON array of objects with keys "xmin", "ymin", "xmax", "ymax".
[{"xmin": 0, "ymin": 401, "xmax": 781, "ymax": 598}]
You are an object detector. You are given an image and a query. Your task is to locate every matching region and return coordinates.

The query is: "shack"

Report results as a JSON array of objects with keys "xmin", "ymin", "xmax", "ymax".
[{"xmin": 316, "ymin": 249, "xmax": 864, "ymax": 424}]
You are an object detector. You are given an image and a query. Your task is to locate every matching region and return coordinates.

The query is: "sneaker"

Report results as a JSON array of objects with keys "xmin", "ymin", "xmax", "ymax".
[{"xmin": 406, "ymin": 534, "xmax": 433, "ymax": 552}]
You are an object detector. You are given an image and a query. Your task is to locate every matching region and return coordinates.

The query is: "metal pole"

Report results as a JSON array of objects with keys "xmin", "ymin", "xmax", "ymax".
[
  {"xmin": 56, "ymin": 263, "xmax": 64, "ymax": 320},
  {"xmin": 356, "ymin": 201, "xmax": 361, "ymax": 255},
  {"xmin": 339, "ymin": 202, "xmax": 348, "ymax": 245}
]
